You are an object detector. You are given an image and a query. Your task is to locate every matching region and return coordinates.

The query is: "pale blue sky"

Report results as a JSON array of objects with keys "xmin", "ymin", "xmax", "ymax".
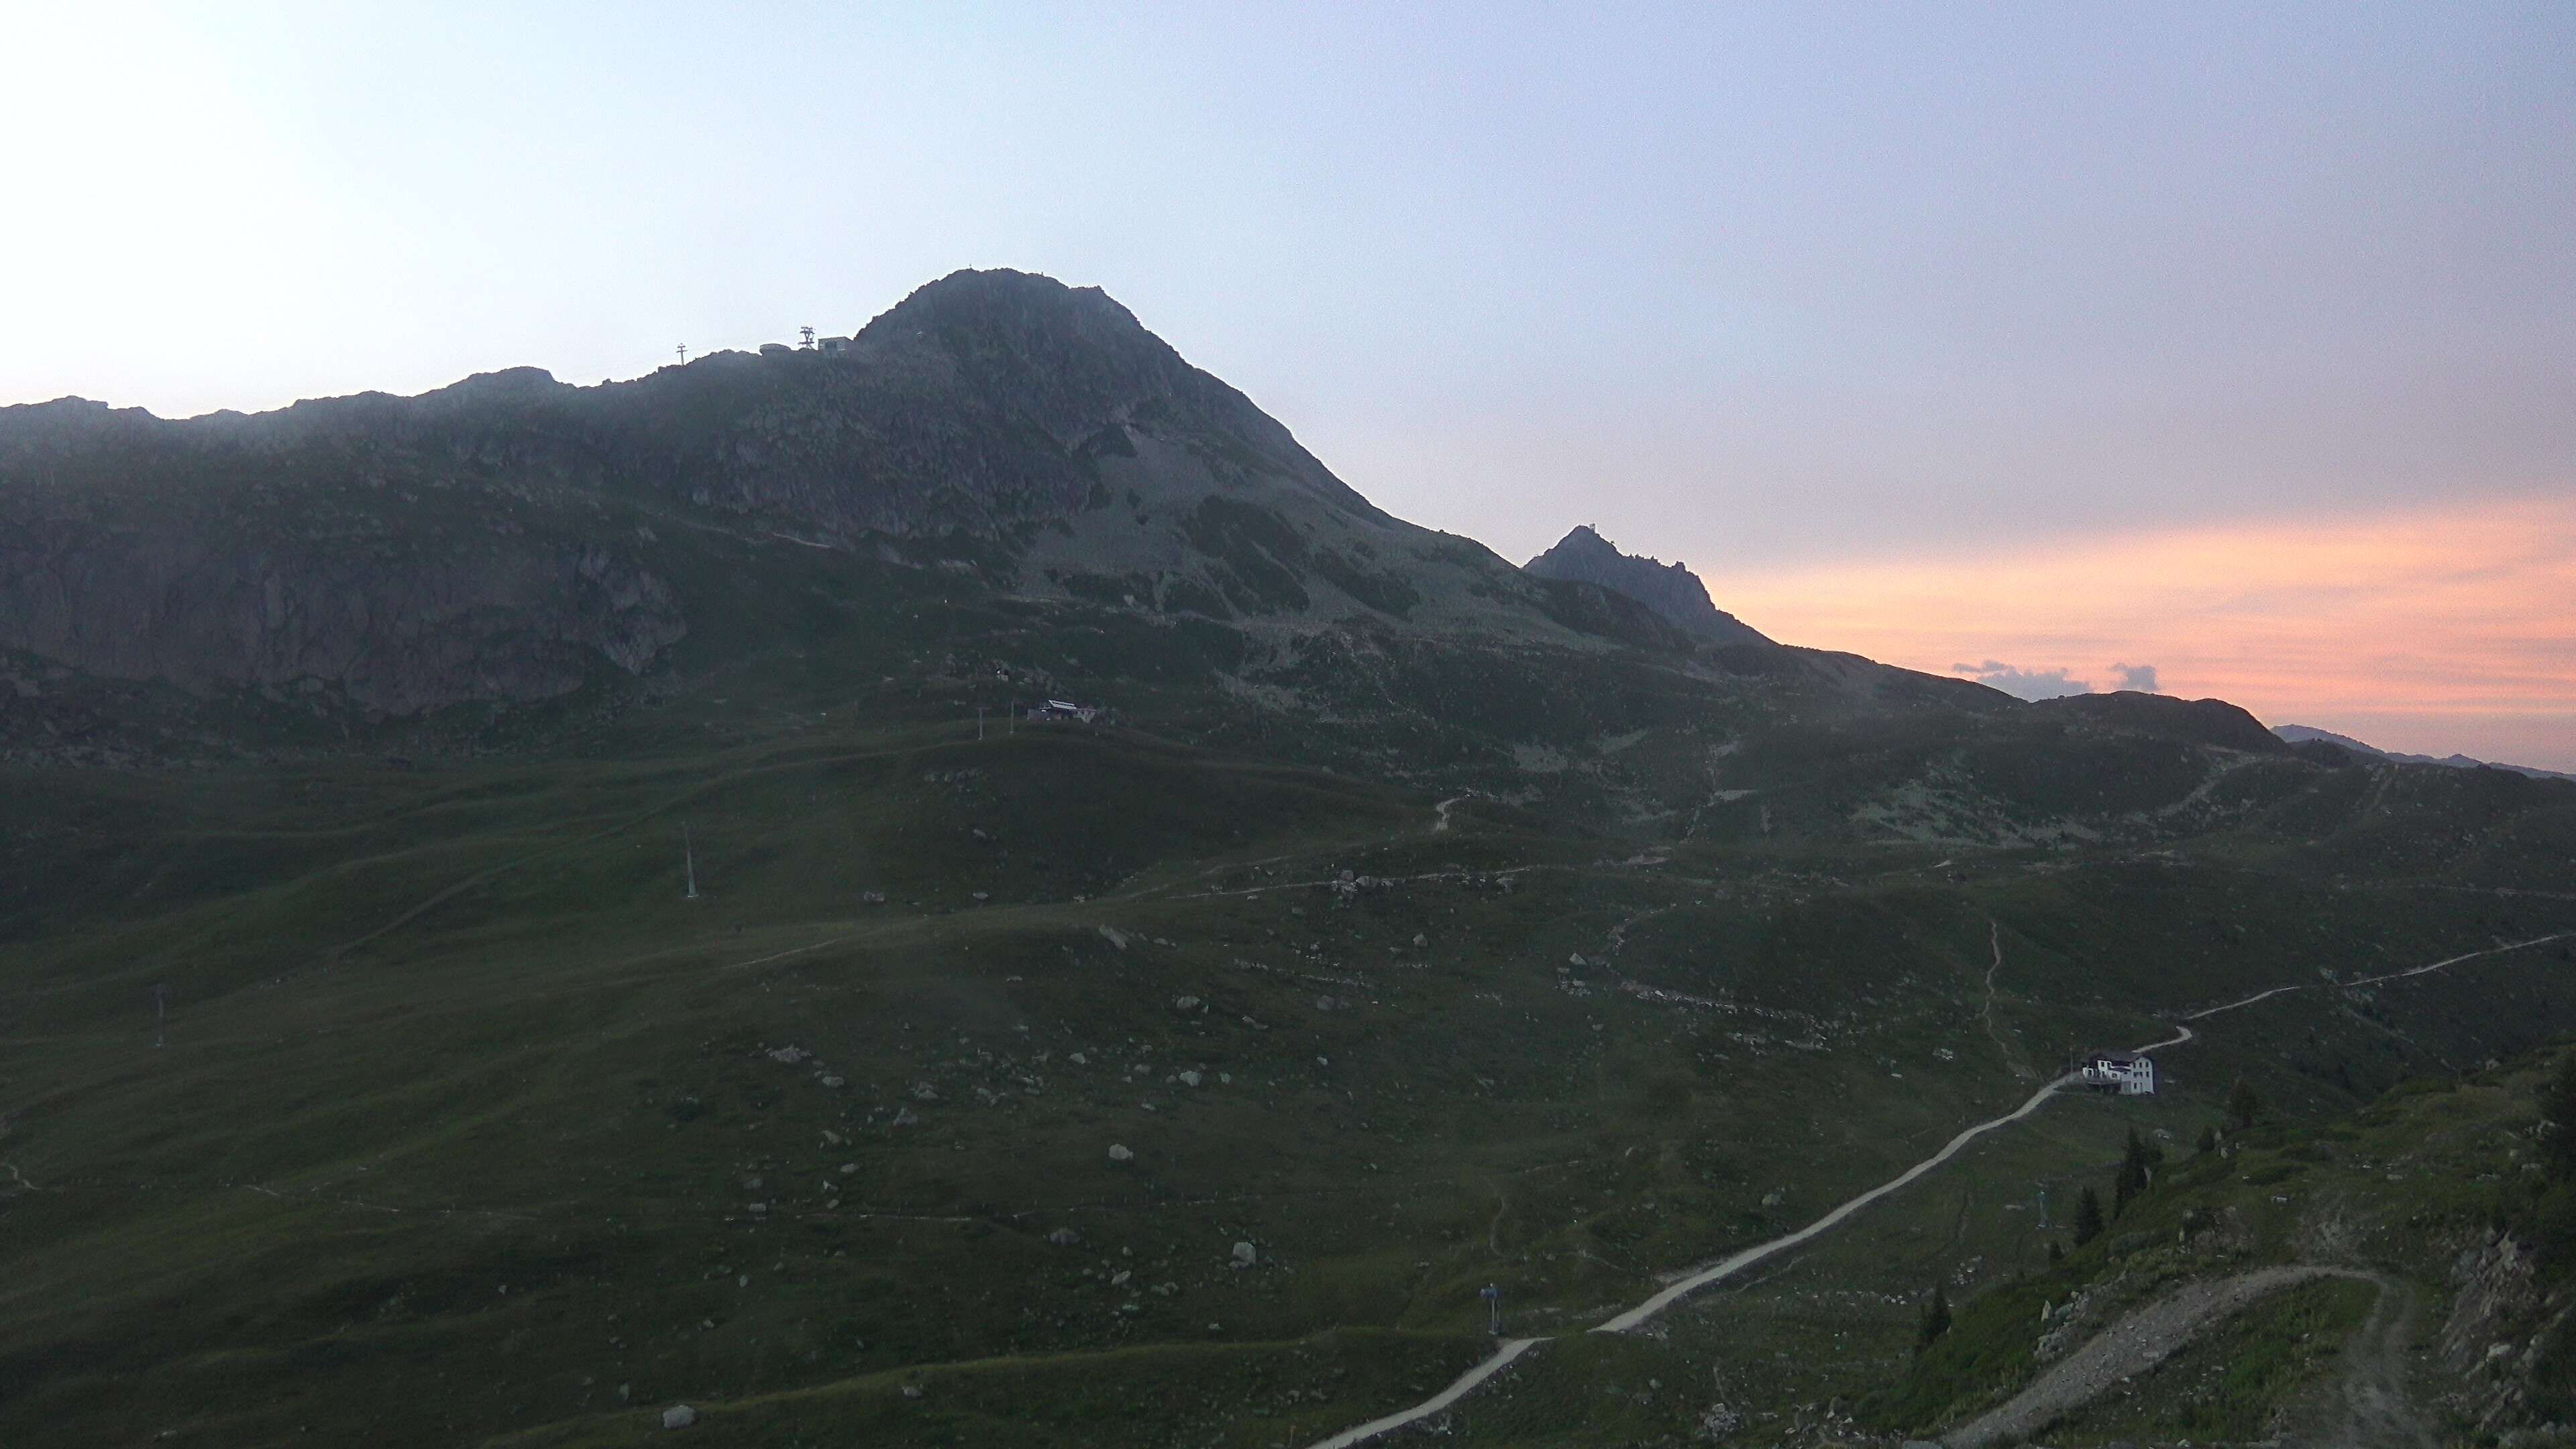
[{"xmin": 5, "ymin": 4, "xmax": 2571, "ymax": 763}]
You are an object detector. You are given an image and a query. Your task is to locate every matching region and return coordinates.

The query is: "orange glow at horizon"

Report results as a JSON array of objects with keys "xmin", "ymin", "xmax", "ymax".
[{"xmin": 1706, "ymin": 494, "xmax": 2576, "ymax": 769}]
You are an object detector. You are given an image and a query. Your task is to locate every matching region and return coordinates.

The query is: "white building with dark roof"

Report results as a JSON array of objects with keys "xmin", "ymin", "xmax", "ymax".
[{"xmin": 2080, "ymin": 1050, "xmax": 2155, "ymax": 1095}]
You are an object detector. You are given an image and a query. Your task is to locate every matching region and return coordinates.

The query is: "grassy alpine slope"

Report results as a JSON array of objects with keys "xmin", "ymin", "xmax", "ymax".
[{"xmin": 1, "ymin": 701, "xmax": 2572, "ymax": 1447}]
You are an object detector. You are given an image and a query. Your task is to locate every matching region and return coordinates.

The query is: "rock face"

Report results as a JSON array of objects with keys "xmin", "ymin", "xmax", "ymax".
[
  {"xmin": 2435, "ymin": 1231, "xmax": 2556, "ymax": 1433},
  {"xmin": 0, "ymin": 404, "xmax": 685, "ymax": 715},
  {"xmin": 1523, "ymin": 525, "xmax": 1770, "ymax": 645}
]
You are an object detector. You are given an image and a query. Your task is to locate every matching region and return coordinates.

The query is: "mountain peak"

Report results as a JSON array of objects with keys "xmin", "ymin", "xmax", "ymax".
[
  {"xmin": 861, "ymin": 269, "xmax": 1163, "ymax": 364},
  {"xmin": 1524, "ymin": 525, "xmax": 1770, "ymax": 645}
]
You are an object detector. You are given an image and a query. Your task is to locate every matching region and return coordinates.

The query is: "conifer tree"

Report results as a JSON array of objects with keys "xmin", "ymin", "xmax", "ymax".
[
  {"xmin": 2074, "ymin": 1184, "xmax": 2105, "ymax": 1245},
  {"xmin": 1917, "ymin": 1283, "xmax": 1952, "ymax": 1352}
]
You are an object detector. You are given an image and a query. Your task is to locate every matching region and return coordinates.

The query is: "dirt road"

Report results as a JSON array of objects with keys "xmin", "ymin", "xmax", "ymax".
[
  {"xmin": 1945, "ymin": 1267, "xmax": 2365, "ymax": 1447},
  {"xmin": 2294, "ymin": 1275, "xmax": 2434, "ymax": 1449}
]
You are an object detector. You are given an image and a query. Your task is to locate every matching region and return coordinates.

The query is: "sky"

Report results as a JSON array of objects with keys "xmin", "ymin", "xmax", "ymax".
[{"xmin": 4, "ymin": 3, "xmax": 2570, "ymax": 767}]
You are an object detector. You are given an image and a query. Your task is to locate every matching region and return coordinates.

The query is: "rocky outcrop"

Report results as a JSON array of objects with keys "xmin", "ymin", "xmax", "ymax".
[
  {"xmin": 0, "ymin": 497, "xmax": 682, "ymax": 716},
  {"xmin": 1523, "ymin": 526, "xmax": 1770, "ymax": 645},
  {"xmin": 2434, "ymin": 1230, "xmax": 2572, "ymax": 1434}
]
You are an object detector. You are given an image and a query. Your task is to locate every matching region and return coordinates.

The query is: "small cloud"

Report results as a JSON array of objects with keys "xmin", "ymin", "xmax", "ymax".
[
  {"xmin": 1951, "ymin": 660, "xmax": 2092, "ymax": 701},
  {"xmin": 2108, "ymin": 662, "xmax": 2160, "ymax": 693}
]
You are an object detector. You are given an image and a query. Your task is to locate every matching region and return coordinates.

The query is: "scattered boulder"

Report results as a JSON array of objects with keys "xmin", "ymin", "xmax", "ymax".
[
  {"xmin": 662, "ymin": 1404, "xmax": 698, "ymax": 1430},
  {"xmin": 1232, "ymin": 1240, "xmax": 1258, "ymax": 1268},
  {"xmin": 767, "ymin": 1046, "xmax": 809, "ymax": 1064},
  {"xmin": 1174, "ymin": 995, "xmax": 1201, "ymax": 1011},
  {"xmin": 1098, "ymin": 925, "xmax": 1130, "ymax": 950},
  {"xmin": 911, "ymin": 1082, "xmax": 940, "ymax": 1101},
  {"xmin": 1179, "ymin": 1070, "xmax": 1203, "ymax": 1088},
  {"xmin": 1108, "ymin": 1144, "xmax": 1134, "ymax": 1163},
  {"xmin": 892, "ymin": 1107, "xmax": 918, "ymax": 1128},
  {"xmin": 820, "ymin": 1075, "xmax": 844, "ymax": 1088},
  {"xmin": 1760, "ymin": 1189, "xmax": 1784, "ymax": 1208},
  {"xmin": 1046, "ymin": 1227, "xmax": 1081, "ymax": 1247},
  {"xmin": 859, "ymin": 890, "xmax": 886, "ymax": 904},
  {"xmin": 1413, "ymin": 932, "xmax": 1428, "ymax": 947}
]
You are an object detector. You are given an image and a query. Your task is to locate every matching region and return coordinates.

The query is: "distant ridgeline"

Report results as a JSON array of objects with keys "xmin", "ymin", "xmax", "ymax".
[
  {"xmin": 1522, "ymin": 525, "xmax": 1772, "ymax": 646},
  {"xmin": 2273, "ymin": 724, "xmax": 2572, "ymax": 782}
]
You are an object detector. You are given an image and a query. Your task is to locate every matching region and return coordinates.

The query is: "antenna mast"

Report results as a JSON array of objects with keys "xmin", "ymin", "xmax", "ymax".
[
  {"xmin": 676, "ymin": 343, "xmax": 689, "ymax": 366},
  {"xmin": 800, "ymin": 325, "xmax": 816, "ymax": 349},
  {"xmin": 684, "ymin": 823, "xmax": 700, "ymax": 901}
]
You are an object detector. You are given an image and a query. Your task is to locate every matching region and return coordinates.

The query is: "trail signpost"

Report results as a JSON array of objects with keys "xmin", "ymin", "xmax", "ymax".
[{"xmin": 1481, "ymin": 1283, "xmax": 1501, "ymax": 1335}]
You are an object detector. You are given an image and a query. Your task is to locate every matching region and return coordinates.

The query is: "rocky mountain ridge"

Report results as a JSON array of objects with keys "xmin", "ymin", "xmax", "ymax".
[
  {"xmin": 1522, "ymin": 524, "xmax": 1770, "ymax": 645},
  {"xmin": 7, "ymin": 268, "xmax": 2438, "ymax": 861},
  {"xmin": 0, "ymin": 270, "xmax": 1742, "ymax": 725},
  {"xmin": 2273, "ymin": 724, "xmax": 2572, "ymax": 782}
]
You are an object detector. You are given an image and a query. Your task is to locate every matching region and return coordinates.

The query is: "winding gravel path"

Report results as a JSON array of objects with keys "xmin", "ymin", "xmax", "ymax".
[
  {"xmin": 2304, "ymin": 1275, "xmax": 2434, "ymax": 1449},
  {"xmin": 1301, "ymin": 1338, "xmax": 1543, "ymax": 1449},
  {"xmin": 1298, "ymin": 932, "xmax": 2569, "ymax": 1448}
]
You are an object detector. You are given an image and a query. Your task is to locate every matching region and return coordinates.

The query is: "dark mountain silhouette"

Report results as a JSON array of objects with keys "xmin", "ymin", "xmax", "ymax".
[
  {"xmin": 2273, "ymin": 724, "xmax": 2571, "ymax": 781},
  {"xmin": 1521, "ymin": 525, "xmax": 1770, "ymax": 645}
]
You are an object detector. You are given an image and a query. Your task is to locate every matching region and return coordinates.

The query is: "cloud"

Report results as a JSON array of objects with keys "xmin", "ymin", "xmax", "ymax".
[
  {"xmin": 2108, "ymin": 662, "xmax": 2160, "ymax": 693},
  {"xmin": 1952, "ymin": 661, "xmax": 2092, "ymax": 700}
]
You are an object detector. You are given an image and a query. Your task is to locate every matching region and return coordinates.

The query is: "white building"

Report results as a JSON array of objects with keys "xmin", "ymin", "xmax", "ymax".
[{"xmin": 2080, "ymin": 1050, "xmax": 2155, "ymax": 1095}]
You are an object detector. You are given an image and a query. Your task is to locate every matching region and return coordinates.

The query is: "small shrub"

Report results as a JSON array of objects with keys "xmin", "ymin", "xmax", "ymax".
[
  {"xmin": 2540, "ymin": 1055, "xmax": 2576, "ymax": 1179},
  {"xmin": 2228, "ymin": 1079, "xmax": 2264, "ymax": 1130}
]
